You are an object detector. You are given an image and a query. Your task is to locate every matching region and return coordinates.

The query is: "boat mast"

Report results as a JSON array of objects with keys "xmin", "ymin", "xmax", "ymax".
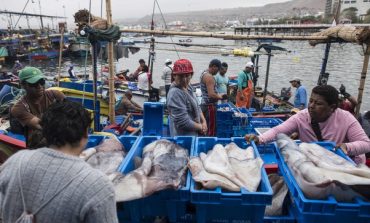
[
  {"xmin": 38, "ymin": 0, "xmax": 44, "ymax": 31},
  {"xmin": 106, "ymin": 0, "xmax": 115, "ymax": 123},
  {"xmin": 355, "ymin": 45, "xmax": 370, "ymax": 116},
  {"xmin": 148, "ymin": 0, "xmax": 156, "ymax": 90}
]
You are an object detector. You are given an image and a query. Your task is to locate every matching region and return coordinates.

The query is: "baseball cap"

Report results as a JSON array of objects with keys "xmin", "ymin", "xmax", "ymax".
[
  {"xmin": 165, "ymin": 59, "xmax": 172, "ymax": 64},
  {"xmin": 245, "ymin": 61, "xmax": 254, "ymax": 68},
  {"xmin": 289, "ymin": 77, "xmax": 301, "ymax": 83},
  {"xmin": 19, "ymin": 67, "xmax": 45, "ymax": 84}
]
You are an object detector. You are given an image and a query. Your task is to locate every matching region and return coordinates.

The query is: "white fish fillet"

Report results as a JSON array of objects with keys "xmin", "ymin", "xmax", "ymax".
[
  {"xmin": 188, "ymin": 157, "xmax": 240, "ymax": 191},
  {"xmin": 225, "ymin": 143, "xmax": 254, "ymax": 160},
  {"xmin": 201, "ymin": 144, "xmax": 244, "ymax": 187},
  {"xmin": 228, "ymin": 156, "xmax": 263, "ymax": 192},
  {"xmin": 299, "ymin": 143, "xmax": 370, "ymax": 178},
  {"xmin": 277, "ymin": 133, "xmax": 370, "ymax": 201}
]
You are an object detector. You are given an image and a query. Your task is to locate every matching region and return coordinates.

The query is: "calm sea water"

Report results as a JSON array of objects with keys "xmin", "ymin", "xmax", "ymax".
[{"xmin": 18, "ymin": 36, "xmax": 370, "ymax": 112}]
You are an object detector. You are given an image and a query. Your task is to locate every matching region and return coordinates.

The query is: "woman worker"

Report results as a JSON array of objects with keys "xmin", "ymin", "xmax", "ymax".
[
  {"xmin": 245, "ymin": 85, "xmax": 370, "ymax": 164},
  {"xmin": 167, "ymin": 59, "xmax": 207, "ymax": 136}
]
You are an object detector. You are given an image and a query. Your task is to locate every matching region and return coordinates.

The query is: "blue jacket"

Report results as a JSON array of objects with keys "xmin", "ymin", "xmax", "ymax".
[{"xmin": 294, "ymin": 85, "xmax": 307, "ymax": 108}]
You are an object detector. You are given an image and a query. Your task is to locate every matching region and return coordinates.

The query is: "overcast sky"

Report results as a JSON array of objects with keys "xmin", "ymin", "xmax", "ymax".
[{"xmin": 1, "ymin": 0, "xmax": 288, "ymax": 29}]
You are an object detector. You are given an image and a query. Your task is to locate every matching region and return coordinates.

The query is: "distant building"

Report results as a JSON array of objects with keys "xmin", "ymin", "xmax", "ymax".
[
  {"xmin": 325, "ymin": 0, "xmax": 340, "ymax": 17},
  {"xmin": 225, "ymin": 20, "xmax": 241, "ymax": 27},
  {"xmin": 341, "ymin": 0, "xmax": 370, "ymax": 16},
  {"xmin": 325, "ymin": 0, "xmax": 370, "ymax": 17}
]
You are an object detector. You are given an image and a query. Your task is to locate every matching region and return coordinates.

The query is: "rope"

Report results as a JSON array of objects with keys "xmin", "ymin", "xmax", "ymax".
[{"xmin": 155, "ymin": 0, "xmax": 180, "ymax": 59}]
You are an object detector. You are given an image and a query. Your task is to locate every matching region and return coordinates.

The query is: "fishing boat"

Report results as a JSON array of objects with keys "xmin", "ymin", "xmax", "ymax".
[
  {"xmin": 28, "ymin": 34, "xmax": 68, "ymax": 60},
  {"xmin": 68, "ymin": 36, "xmax": 90, "ymax": 57}
]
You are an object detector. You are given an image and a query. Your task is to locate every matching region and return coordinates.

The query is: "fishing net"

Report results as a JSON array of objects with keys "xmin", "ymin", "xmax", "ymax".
[
  {"xmin": 74, "ymin": 9, "xmax": 107, "ymax": 30},
  {"xmin": 309, "ymin": 25, "xmax": 370, "ymax": 46}
]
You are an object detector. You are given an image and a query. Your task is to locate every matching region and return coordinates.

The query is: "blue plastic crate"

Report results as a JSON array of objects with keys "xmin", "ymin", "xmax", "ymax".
[
  {"xmin": 143, "ymin": 102, "xmax": 164, "ymax": 136},
  {"xmin": 190, "ymin": 137, "xmax": 273, "ymax": 223},
  {"xmin": 275, "ymin": 141, "xmax": 370, "ymax": 223},
  {"xmin": 262, "ymin": 106, "xmax": 276, "ymax": 112},
  {"xmin": 118, "ymin": 136, "xmax": 194, "ymax": 223},
  {"xmin": 257, "ymin": 143, "xmax": 280, "ymax": 165},
  {"xmin": 262, "ymin": 162, "xmax": 295, "ymax": 223},
  {"xmin": 216, "ymin": 129, "xmax": 233, "ymax": 138},
  {"xmin": 251, "ymin": 118, "xmax": 283, "ymax": 128},
  {"xmin": 85, "ymin": 135, "xmax": 105, "ymax": 148},
  {"xmin": 217, "ymin": 103, "xmax": 239, "ymax": 121}
]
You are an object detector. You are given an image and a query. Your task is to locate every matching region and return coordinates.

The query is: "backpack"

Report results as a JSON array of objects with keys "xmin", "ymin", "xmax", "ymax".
[{"xmin": 15, "ymin": 157, "xmax": 84, "ymax": 223}]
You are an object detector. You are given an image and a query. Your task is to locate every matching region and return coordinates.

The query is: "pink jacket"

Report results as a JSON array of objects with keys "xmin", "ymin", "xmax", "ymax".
[{"xmin": 259, "ymin": 108, "xmax": 370, "ymax": 164}]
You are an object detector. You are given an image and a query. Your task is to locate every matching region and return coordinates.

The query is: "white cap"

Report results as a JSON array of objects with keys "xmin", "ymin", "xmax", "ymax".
[
  {"xmin": 165, "ymin": 59, "xmax": 172, "ymax": 64},
  {"xmin": 289, "ymin": 77, "xmax": 301, "ymax": 82},
  {"xmin": 245, "ymin": 61, "xmax": 254, "ymax": 68},
  {"xmin": 15, "ymin": 60, "xmax": 20, "ymax": 63}
]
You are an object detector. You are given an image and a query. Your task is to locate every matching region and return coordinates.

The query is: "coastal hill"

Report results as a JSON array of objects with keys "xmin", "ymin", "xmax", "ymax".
[{"xmin": 117, "ymin": 0, "xmax": 325, "ymax": 25}]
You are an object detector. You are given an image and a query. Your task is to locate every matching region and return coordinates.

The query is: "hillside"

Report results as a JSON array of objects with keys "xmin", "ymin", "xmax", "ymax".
[{"xmin": 116, "ymin": 0, "xmax": 325, "ymax": 25}]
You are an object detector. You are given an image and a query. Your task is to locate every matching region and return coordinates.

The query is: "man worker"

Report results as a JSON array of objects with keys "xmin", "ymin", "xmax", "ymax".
[
  {"xmin": 289, "ymin": 77, "xmax": 307, "ymax": 110},
  {"xmin": 161, "ymin": 58, "xmax": 173, "ymax": 97},
  {"xmin": 10, "ymin": 67, "xmax": 65, "ymax": 149},
  {"xmin": 12, "ymin": 60, "xmax": 23, "ymax": 75},
  {"xmin": 236, "ymin": 61, "xmax": 254, "ymax": 108},
  {"xmin": 200, "ymin": 59, "xmax": 227, "ymax": 136},
  {"xmin": 338, "ymin": 84, "xmax": 357, "ymax": 115},
  {"xmin": 0, "ymin": 100, "xmax": 118, "ymax": 223},
  {"xmin": 215, "ymin": 62, "xmax": 229, "ymax": 95},
  {"xmin": 68, "ymin": 65, "xmax": 76, "ymax": 78},
  {"xmin": 128, "ymin": 59, "xmax": 146, "ymax": 81},
  {"xmin": 115, "ymin": 90, "xmax": 143, "ymax": 115}
]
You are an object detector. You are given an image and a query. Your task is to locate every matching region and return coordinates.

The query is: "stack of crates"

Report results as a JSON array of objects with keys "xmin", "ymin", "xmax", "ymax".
[
  {"xmin": 217, "ymin": 103, "xmax": 253, "ymax": 137},
  {"xmin": 275, "ymin": 141, "xmax": 370, "ymax": 223},
  {"xmin": 216, "ymin": 103, "xmax": 236, "ymax": 137},
  {"xmin": 191, "ymin": 137, "xmax": 273, "ymax": 223},
  {"xmin": 232, "ymin": 107, "xmax": 253, "ymax": 137}
]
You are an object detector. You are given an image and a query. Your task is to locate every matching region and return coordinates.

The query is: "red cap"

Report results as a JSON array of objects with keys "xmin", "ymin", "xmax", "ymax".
[{"xmin": 173, "ymin": 59, "xmax": 194, "ymax": 75}]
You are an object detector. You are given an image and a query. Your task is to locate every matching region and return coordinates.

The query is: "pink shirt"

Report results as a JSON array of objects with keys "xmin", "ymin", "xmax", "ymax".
[{"xmin": 259, "ymin": 108, "xmax": 370, "ymax": 164}]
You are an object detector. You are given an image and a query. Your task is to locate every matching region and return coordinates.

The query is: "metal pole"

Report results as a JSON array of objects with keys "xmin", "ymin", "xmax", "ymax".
[
  {"xmin": 262, "ymin": 51, "xmax": 272, "ymax": 107},
  {"xmin": 317, "ymin": 42, "xmax": 331, "ymax": 85},
  {"xmin": 106, "ymin": 0, "xmax": 115, "ymax": 123},
  {"xmin": 92, "ymin": 42, "xmax": 99, "ymax": 131},
  {"xmin": 355, "ymin": 44, "xmax": 370, "ymax": 117}
]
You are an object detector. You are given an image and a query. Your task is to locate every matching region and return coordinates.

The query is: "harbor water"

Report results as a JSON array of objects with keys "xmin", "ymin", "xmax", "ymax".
[{"xmin": 15, "ymin": 36, "xmax": 370, "ymax": 112}]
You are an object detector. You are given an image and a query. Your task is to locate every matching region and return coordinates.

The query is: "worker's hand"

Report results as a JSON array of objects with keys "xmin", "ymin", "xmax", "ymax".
[
  {"xmin": 201, "ymin": 122, "xmax": 208, "ymax": 135},
  {"xmin": 290, "ymin": 132, "xmax": 299, "ymax": 140},
  {"xmin": 244, "ymin": 134, "xmax": 260, "ymax": 144},
  {"xmin": 336, "ymin": 143, "xmax": 348, "ymax": 155}
]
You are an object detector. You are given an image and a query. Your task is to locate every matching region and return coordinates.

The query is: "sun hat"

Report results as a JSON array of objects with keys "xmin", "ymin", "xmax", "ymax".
[{"xmin": 165, "ymin": 59, "xmax": 172, "ymax": 64}]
